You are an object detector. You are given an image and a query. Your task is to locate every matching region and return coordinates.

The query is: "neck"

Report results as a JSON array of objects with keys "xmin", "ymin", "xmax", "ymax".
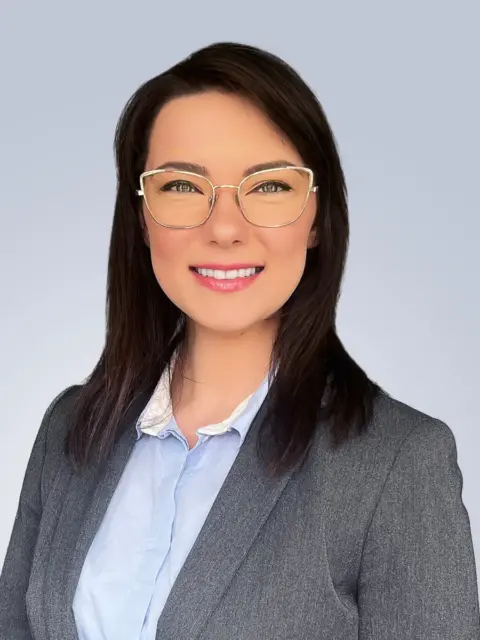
[{"xmin": 172, "ymin": 317, "xmax": 277, "ymax": 409}]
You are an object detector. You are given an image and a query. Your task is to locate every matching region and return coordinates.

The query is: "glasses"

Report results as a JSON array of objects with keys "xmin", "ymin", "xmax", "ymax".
[{"xmin": 136, "ymin": 166, "xmax": 318, "ymax": 229}]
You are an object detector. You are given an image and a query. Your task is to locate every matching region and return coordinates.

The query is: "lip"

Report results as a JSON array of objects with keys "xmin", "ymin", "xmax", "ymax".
[
  {"xmin": 190, "ymin": 263, "xmax": 263, "ymax": 270},
  {"xmin": 190, "ymin": 266, "xmax": 264, "ymax": 293}
]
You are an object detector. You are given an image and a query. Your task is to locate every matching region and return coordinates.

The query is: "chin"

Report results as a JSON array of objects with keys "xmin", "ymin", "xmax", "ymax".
[{"xmin": 185, "ymin": 309, "xmax": 276, "ymax": 336}]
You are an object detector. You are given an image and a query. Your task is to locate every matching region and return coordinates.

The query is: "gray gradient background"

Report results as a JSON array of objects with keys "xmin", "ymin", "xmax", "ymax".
[{"xmin": 0, "ymin": 0, "xmax": 478, "ymax": 587}]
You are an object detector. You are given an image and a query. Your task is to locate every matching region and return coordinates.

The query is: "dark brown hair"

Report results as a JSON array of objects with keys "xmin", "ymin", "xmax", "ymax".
[{"xmin": 66, "ymin": 41, "xmax": 384, "ymax": 476}]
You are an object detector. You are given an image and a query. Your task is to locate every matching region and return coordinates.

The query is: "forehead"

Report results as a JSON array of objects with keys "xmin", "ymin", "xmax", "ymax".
[{"xmin": 145, "ymin": 91, "xmax": 304, "ymax": 172}]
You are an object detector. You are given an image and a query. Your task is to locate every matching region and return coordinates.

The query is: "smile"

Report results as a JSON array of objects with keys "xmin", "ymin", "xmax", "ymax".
[
  {"xmin": 189, "ymin": 266, "xmax": 264, "ymax": 292},
  {"xmin": 191, "ymin": 267, "xmax": 263, "ymax": 279}
]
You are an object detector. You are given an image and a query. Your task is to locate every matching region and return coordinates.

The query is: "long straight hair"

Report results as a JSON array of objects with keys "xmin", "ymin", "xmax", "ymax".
[{"xmin": 66, "ymin": 41, "xmax": 385, "ymax": 477}]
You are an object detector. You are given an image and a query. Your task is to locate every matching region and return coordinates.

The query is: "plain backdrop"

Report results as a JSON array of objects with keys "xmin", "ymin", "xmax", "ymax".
[{"xmin": 0, "ymin": 0, "xmax": 478, "ymax": 590}]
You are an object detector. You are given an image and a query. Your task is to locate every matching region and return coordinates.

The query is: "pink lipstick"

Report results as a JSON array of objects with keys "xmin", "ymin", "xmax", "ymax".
[{"xmin": 189, "ymin": 265, "xmax": 264, "ymax": 293}]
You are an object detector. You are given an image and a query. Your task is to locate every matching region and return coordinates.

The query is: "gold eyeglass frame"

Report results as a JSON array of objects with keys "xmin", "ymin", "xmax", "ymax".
[{"xmin": 136, "ymin": 166, "xmax": 318, "ymax": 229}]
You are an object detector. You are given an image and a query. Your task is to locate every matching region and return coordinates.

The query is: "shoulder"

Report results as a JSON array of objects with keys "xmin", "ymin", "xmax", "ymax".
[
  {"xmin": 353, "ymin": 390, "xmax": 459, "ymax": 482},
  {"xmin": 367, "ymin": 391, "xmax": 461, "ymax": 494},
  {"xmin": 369, "ymin": 390, "xmax": 457, "ymax": 463},
  {"xmin": 42, "ymin": 384, "xmax": 84, "ymax": 445},
  {"xmin": 12, "ymin": 385, "xmax": 84, "ymax": 512},
  {"xmin": 38, "ymin": 384, "xmax": 84, "ymax": 486},
  {"xmin": 45, "ymin": 384, "xmax": 83, "ymax": 415},
  {"xmin": 316, "ymin": 389, "xmax": 456, "ymax": 466},
  {"xmin": 306, "ymin": 390, "xmax": 460, "ymax": 516}
]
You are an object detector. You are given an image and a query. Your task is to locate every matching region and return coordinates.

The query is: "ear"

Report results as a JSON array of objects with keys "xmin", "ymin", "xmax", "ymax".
[
  {"xmin": 307, "ymin": 227, "xmax": 318, "ymax": 250},
  {"xmin": 139, "ymin": 210, "xmax": 150, "ymax": 248}
]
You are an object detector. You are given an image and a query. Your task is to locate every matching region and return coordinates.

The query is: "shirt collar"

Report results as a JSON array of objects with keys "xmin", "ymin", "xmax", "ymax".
[{"xmin": 135, "ymin": 362, "xmax": 271, "ymax": 445}]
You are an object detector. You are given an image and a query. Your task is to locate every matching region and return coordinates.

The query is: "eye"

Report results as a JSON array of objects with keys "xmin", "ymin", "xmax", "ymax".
[
  {"xmin": 252, "ymin": 181, "xmax": 292, "ymax": 194},
  {"xmin": 161, "ymin": 180, "xmax": 204, "ymax": 194}
]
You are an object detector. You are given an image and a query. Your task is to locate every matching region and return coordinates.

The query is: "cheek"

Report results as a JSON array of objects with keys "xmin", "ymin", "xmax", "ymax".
[
  {"xmin": 258, "ymin": 227, "xmax": 311, "ymax": 304},
  {"xmin": 263, "ymin": 219, "xmax": 312, "ymax": 270},
  {"xmin": 145, "ymin": 222, "xmax": 188, "ymax": 291}
]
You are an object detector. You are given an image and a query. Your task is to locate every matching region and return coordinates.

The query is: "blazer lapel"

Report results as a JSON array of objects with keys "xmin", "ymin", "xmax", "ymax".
[
  {"xmin": 155, "ymin": 396, "xmax": 308, "ymax": 640},
  {"xmin": 43, "ymin": 388, "xmax": 307, "ymax": 640},
  {"xmin": 43, "ymin": 390, "xmax": 151, "ymax": 640}
]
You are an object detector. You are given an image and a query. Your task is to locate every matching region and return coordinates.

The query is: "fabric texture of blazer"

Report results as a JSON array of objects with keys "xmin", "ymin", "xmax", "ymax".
[{"xmin": 0, "ymin": 383, "xmax": 479, "ymax": 640}]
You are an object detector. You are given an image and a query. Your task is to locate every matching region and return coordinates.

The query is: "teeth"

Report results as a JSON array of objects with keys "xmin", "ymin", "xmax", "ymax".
[{"xmin": 195, "ymin": 267, "xmax": 261, "ymax": 279}]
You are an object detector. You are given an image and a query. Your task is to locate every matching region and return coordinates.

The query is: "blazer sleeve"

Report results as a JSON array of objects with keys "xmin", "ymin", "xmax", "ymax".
[
  {"xmin": 357, "ymin": 418, "xmax": 480, "ymax": 639},
  {"xmin": 0, "ymin": 388, "xmax": 73, "ymax": 640}
]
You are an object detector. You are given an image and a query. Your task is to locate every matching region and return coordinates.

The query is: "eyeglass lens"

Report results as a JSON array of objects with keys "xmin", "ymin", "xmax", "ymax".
[{"xmin": 141, "ymin": 168, "xmax": 312, "ymax": 227}]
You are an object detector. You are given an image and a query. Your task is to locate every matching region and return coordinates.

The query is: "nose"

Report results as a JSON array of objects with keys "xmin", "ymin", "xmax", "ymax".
[{"xmin": 205, "ymin": 185, "xmax": 248, "ymax": 244}]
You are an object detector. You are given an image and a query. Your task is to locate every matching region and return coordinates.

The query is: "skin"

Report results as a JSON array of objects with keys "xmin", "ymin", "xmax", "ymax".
[{"xmin": 140, "ymin": 90, "xmax": 318, "ymax": 447}]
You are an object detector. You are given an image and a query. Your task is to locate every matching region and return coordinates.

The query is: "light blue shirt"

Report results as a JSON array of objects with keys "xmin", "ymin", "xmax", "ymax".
[{"xmin": 73, "ymin": 364, "xmax": 271, "ymax": 640}]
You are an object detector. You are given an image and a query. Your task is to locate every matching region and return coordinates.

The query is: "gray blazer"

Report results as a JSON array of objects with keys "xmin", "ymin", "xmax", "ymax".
[{"xmin": 0, "ymin": 384, "xmax": 479, "ymax": 640}]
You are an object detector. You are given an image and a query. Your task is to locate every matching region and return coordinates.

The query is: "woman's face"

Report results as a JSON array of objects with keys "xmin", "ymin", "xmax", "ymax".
[{"xmin": 141, "ymin": 90, "xmax": 317, "ymax": 335}]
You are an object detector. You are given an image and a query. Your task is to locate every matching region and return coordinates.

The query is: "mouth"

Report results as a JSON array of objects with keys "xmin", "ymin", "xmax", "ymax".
[
  {"xmin": 189, "ymin": 266, "xmax": 264, "ymax": 280},
  {"xmin": 189, "ymin": 265, "xmax": 265, "ymax": 293}
]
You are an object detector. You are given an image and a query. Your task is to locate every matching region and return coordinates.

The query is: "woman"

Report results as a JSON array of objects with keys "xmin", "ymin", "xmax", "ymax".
[{"xmin": 0, "ymin": 41, "xmax": 478, "ymax": 640}]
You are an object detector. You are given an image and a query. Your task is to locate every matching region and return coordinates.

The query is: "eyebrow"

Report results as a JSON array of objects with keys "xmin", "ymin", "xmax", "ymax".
[{"xmin": 153, "ymin": 159, "xmax": 302, "ymax": 178}]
